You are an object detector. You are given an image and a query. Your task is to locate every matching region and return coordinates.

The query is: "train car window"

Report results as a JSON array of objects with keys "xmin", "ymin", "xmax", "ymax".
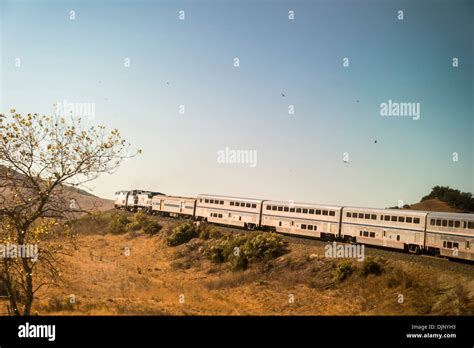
[
  {"xmin": 391, "ymin": 216, "xmax": 397, "ymax": 222},
  {"xmin": 442, "ymin": 220, "xmax": 447, "ymax": 227},
  {"xmin": 329, "ymin": 211, "xmax": 335, "ymax": 216},
  {"xmin": 466, "ymin": 241, "xmax": 471, "ymax": 249},
  {"xmin": 303, "ymin": 209, "xmax": 308, "ymax": 214},
  {"xmin": 383, "ymin": 231, "xmax": 386, "ymax": 237},
  {"xmin": 308, "ymin": 225, "xmax": 313, "ymax": 230},
  {"xmin": 290, "ymin": 208, "xmax": 295, "ymax": 212},
  {"xmin": 464, "ymin": 221, "xmax": 467, "ymax": 228},
  {"xmin": 454, "ymin": 221, "xmax": 460, "ymax": 228},
  {"xmin": 371, "ymin": 214, "xmax": 376, "ymax": 220},
  {"xmin": 239, "ymin": 216, "xmax": 242, "ymax": 221},
  {"xmin": 296, "ymin": 208, "xmax": 302, "ymax": 213},
  {"xmin": 301, "ymin": 224, "xmax": 307, "ymax": 229},
  {"xmin": 406, "ymin": 217, "xmax": 412, "ymax": 223},
  {"xmin": 211, "ymin": 200, "xmax": 215, "ymax": 204},
  {"xmin": 453, "ymin": 242, "xmax": 459, "ymax": 249},
  {"xmin": 443, "ymin": 241, "xmax": 446, "ymax": 248},
  {"xmin": 414, "ymin": 218, "xmax": 420, "ymax": 224},
  {"xmin": 360, "ymin": 231, "xmax": 363, "ymax": 236},
  {"xmin": 246, "ymin": 203, "xmax": 251, "ymax": 208},
  {"xmin": 398, "ymin": 216, "xmax": 405, "ymax": 222},
  {"xmin": 322, "ymin": 210, "xmax": 328, "ymax": 216},
  {"xmin": 448, "ymin": 220, "xmax": 454, "ymax": 227},
  {"xmin": 357, "ymin": 213, "xmax": 363, "ymax": 218},
  {"xmin": 380, "ymin": 215, "xmax": 384, "ymax": 220},
  {"xmin": 396, "ymin": 235, "xmax": 400, "ymax": 241},
  {"xmin": 468, "ymin": 222, "xmax": 474, "ymax": 229},
  {"xmin": 231, "ymin": 202, "xmax": 235, "ymax": 206},
  {"xmin": 266, "ymin": 205, "xmax": 270, "ymax": 210},
  {"xmin": 252, "ymin": 204, "xmax": 256, "ymax": 208},
  {"xmin": 363, "ymin": 231, "xmax": 369, "ymax": 237},
  {"xmin": 235, "ymin": 202, "xmax": 239, "ymax": 207},
  {"xmin": 272, "ymin": 206, "xmax": 277, "ymax": 210},
  {"xmin": 279, "ymin": 221, "xmax": 282, "ymax": 226},
  {"xmin": 430, "ymin": 219, "xmax": 435, "ymax": 225},
  {"xmin": 205, "ymin": 199, "xmax": 209, "ymax": 203},
  {"xmin": 220, "ymin": 200, "xmax": 224, "ymax": 205},
  {"xmin": 365, "ymin": 214, "xmax": 370, "ymax": 219},
  {"xmin": 309, "ymin": 209, "xmax": 315, "ymax": 214},
  {"xmin": 314, "ymin": 226, "xmax": 317, "ymax": 230},
  {"xmin": 278, "ymin": 206, "xmax": 283, "ymax": 211},
  {"xmin": 436, "ymin": 219, "xmax": 441, "ymax": 226},
  {"xmin": 370, "ymin": 232, "xmax": 375, "ymax": 238},
  {"xmin": 384, "ymin": 215, "xmax": 390, "ymax": 221},
  {"xmin": 316, "ymin": 210, "xmax": 321, "ymax": 215},
  {"xmin": 347, "ymin": 212, "xmax": 351, "ymax": 218},
  {"xmin": 446, "ymin": 241, "xmax": 452, "ymax": 248},
  {"xmin": 284, "ymin": 207, "xmax": 289, "ymax": 212}
]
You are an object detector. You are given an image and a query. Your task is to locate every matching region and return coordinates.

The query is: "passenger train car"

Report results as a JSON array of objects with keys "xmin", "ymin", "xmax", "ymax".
[
  {"xmin": 425, "ymin": 212, "xmax": 473, "ymax": 261},
  {"xmin": 341, "ymin": 208, "xmax": 427, "ymax": 252},
  {"xmin": 195, "ymin": 194, "xmax": 263, "ymax": 229},
  {"xmin": 151, "ymin": 195, "xmax": 196, "ymax": 218},
  {"xmin": 114, "ymin": 190, "xmax": 474, "ymax": 261},
  {"xmin": 262, "ymin": 201, "xmax": 342, "ymax": 239}
]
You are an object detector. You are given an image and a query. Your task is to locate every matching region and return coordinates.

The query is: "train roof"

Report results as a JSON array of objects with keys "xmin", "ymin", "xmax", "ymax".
[
  {"xmin": 344, "ymin": 207, "xmax": 429, "ymax": 216},
  {"xmin": 426, "ymin": 211, "xmax": 474, "ymax": 219},
  {"xmin": 198, "ymin": 194, "xmax": 264, "ymax": 204},
  {"xmin": 264, "ymin": 200, "xmax": 342, "ymax": 210},
  {"xmin": 156, "ymin": 195, "xmax": 196, "ymax": 200}
]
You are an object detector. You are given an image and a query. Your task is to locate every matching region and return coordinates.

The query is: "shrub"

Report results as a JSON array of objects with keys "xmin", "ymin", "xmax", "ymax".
[
  {"xmin": 228, "ymin": 253, "xmax": 249, "ymax": 270},
  {"xmin": 361, "ymin": 257, "xmax": 383, "ymax": 277},
  {"xmin": 166, "ymin": 221, "xmax": 198, "ymax": 246},
  {"xmin": 123, "ymin": 212, "xmax": 162, "ymax": 235},
  {"xmin": 198, "ymin": 223, "xmax": 222, "ymax": 240},
  {"xmin": 243, "ymin": 233, "xmax": 287, "ymax": 261},
  {"xmin": 108, "ymin": 213, "xmax": 130, "ymax": 234},
  {"xmin": 333, "ymin": 261, "xmax": 354, "ymax": 281}
]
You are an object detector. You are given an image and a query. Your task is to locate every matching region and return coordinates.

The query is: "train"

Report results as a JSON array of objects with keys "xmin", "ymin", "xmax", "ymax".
[{"xmin": 114, "ymin": 190, "xmax": 474, "ymax": 262}]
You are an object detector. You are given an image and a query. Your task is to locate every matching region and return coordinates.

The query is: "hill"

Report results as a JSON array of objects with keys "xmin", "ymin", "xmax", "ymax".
[{"xmin": 407, "ymin": 198, "xmax": 462, "ymax": 213}]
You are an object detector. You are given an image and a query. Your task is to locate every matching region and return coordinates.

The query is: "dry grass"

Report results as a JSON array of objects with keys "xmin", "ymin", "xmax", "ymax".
[{"xmin": 2, "ymin": 212, "xmax": 471, "ymax": 316}]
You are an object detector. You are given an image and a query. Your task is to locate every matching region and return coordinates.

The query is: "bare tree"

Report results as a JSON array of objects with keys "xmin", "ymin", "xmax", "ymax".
[{"xmin": 0, "ymin": 109, "xmax": 136, "ymax": 315}]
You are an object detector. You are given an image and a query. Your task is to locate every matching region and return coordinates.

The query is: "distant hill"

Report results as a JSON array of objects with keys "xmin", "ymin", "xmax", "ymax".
[
  {"xmin": 407, "ymin": 198, "xmax": 462, "ymax": 213},
  {"xmin": 403, "ymin": 186, "xmax": 473, "ymax": 213},
  {"xmin": 0, "ymin": 165, "xmax": 113, "ymax": 213}
]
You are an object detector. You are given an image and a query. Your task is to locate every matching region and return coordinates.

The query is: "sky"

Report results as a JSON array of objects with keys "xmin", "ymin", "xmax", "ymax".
[{"xmin": 0, "ymin": 0, "xmax": 473, "ymax": 208}]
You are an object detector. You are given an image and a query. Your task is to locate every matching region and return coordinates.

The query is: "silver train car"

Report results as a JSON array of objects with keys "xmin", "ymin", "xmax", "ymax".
[
  {"xmin": 195, "ymin": 194, "xmax": 263, "ymax": 229},
  {"xmin": 262, "ymin": 201, "xmax": 342, "ymax": 239},
  {"xmin": 425, "ymin": 212, "xmax": 473, "ymax": 261},
  {"xmin": 114, "ymin": 189, "xmax": 474, "ymax": 262},
  {"xmin": 341, "ymin": 208, "xmax": 427, "ymax": 252},
  {"xmin": 151, "ymin": 195, "xmax": 196, "ymax": 217}
]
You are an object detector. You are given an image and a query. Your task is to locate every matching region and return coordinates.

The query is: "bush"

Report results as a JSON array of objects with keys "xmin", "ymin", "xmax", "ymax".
[
  {"xmin": 108, "ymin": 213, "xmax": 130, "ymax": 234},
  {"xmin": 333, "ymin": 261, "xmax": 354, "ymax": 281},
  {"xmin": 243, "ymin": 233, "xmax": 287, "ymax": 261},
  {"xmin": 166, "ymin": 221, "xmax": 199, "ymax": 246},
  {"xmin": 205, "ymin": 242, "xmax": 226, "ymax": 263},
  {"xmin": 361, "ymin": 257, "xmax": 383, "ymax": 277},
  {"xmin": 198, "ymin": 223, "xmax": 222, "ymax": 240},
  {"xmin": 125, "ymin": 212, "xmax": 162, "ymax": 235},
  {"xmin": 204, "ymin": 232, "xmax": 288, "ymax": 270},
  {"xmin": 228, "ymin": 253, "xmax": 249, "ymax": 270}
]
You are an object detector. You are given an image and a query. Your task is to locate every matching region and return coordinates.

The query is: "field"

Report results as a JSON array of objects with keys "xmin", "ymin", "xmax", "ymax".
[{"xmin": 8, "ymin": 210, "xmax": 469, "ymax": 316}]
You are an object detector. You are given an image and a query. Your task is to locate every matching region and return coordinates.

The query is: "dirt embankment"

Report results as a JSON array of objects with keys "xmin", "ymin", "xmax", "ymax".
[{"xmin": 9, "ymin": 212, "xmax": 473, "ymax": 316}]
